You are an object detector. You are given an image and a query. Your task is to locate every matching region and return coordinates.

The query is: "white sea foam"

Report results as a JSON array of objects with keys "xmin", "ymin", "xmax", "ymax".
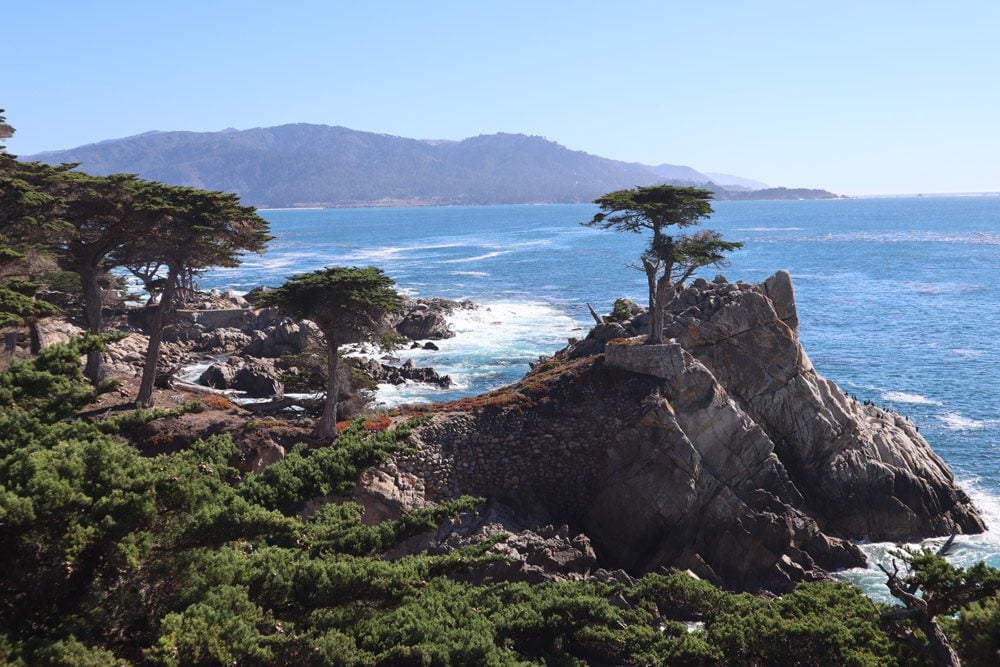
[
  {"xmin": 371, "ymin": 383, "xmax": 436, "ymax": 408},
  {"xmin": 334, "ymin": 242, "xmax": 468, "ymax": 264},
  {"xmin": 362, "ymin": 300, "xmax": 580, "ymax": 406},
  {"xmin": 439, "ymin": 251, "xmax": 509, "ymax": 264},
  {"xmin": 952, "ymin": 348, "xmax": 984, "ymax": 358},
  {"xmin": 881, "ymin": 391, "xmax": 942, "ymax": 406},
  {"xmin": 836, "ymin": 478, "xmax": 1000, "ymax": 601},
  {"xmin": 940, "ymin": 412, "xmax": 989, "ymax": 430},
  {"xmin": 450, "ymin": 271, "xmax": 489, "ymax": 277}
]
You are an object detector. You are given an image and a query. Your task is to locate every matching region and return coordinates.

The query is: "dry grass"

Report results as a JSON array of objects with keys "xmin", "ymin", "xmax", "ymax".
[{"xmin": 200, "ymin": 394, "xmax": 236, "ymax": 411}]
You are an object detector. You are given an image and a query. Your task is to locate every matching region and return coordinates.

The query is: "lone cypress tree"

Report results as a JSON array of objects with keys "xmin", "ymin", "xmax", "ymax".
[
  {"xmin": 258, "ymin": 266, "xmax": 402, "ymax": 440},
  {"xmin": 585, "ymin": 185, "xmax": 742, "ymax": 343}
]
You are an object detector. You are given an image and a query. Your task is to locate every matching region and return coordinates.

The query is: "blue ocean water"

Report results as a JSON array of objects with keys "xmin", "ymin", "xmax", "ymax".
[{"xmin": 197, "ymin": 197, "xmax": 1000, "ymax": 590}]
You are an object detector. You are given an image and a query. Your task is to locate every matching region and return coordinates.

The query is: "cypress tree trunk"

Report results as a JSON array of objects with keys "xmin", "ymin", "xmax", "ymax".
[
  {"xmin": 922, "ymin": 621, "xmax": 961, "ymax": 667},
  {"xmin": 29, "ymin": 321, "xmax": 41, "ymax": 354},
  {"xmin": 316, "ymin": 340, "xmax": 340, "ymax": 440},
  {"xmin": 4, "ymin": 332, "xmax": 17, "ymax": 355},
  {"xmin": 79, "ymin": 264, "xmax": 105, "ymax": 384},
  {"xmin": 317, "ymin": 332, "xmax": 340, "ymax": 441},
  {"xmin": 649, "ymin": 277, "xmax": 676, "ymax": 345},
  {"xmin": 136, "ymin": 270, "xmax": 178, "ymax": 407}
]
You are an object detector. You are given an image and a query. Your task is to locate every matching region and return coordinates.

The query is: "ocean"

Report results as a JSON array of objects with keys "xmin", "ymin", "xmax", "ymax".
[{"xmin": 197, "ymin": 197, "xmax": 1000, "ymax": 595}]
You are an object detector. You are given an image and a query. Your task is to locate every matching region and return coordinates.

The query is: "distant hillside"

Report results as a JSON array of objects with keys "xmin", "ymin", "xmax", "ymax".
[
  {"xmin": 25, "ymin": 124, "xmax": 837, "ymax": 207},
  {"xmin": 705, "ymin": 172, "xmax": 770, "ymax": 191}
]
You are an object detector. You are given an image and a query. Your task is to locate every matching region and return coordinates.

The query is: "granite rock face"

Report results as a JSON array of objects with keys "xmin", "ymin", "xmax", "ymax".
[{"xmin": 372, "ymin": 271, "xmax": 983, "ymax": 592}]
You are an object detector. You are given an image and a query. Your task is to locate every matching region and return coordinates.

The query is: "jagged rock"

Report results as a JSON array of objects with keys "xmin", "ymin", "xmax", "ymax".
[
  {"xmin": 423, "ymin": 342, "xmax": 439, "ymax": 351},
  {"xmin": 352, "ymin": 356, "xmax": 452, "ymax": 389},
  {"xmin": 35, "ymin": 318, "xmax": 84, "ymax": 348},
  {"xmin": 396, "ymin": 309, "xmax": 453, "ymax": 340},
  {"xmin": 391, "ymin": 297, "xmax": 476, "ymax": 341},
  {"xmin": 161, "ymin": 320, "xmax": 206, "ymax": 343},
  {"xmin": 233, "ymin": 359, "xmax": 284, "ymax": 398},
  {"xmin": 376, "ymin": 271, "xmax": 983, "ymax": 592},
  {"xmin": 198, "ymin": 357, "xmax": 284, "ymax": 397},
  {"xmin": 566, "ymin": 322, "xmax": 627, "ymax": 359},
  {"xmin": 245, "ymin": 318, "xmax": 321, "ymax": 357},
  {"xmin": 199, "ymin": 363, "xmax": 238, "ymax": 389},
  {"xmin": 378, "ymin": 499, "xmax": 597, "ymax": 583},
  {"xmin": 195, "ymin": 327, "xmax": 251, "ymax": 353}
]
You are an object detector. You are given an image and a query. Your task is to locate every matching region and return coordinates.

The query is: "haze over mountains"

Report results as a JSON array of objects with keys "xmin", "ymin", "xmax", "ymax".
[{"xmin": 25, "ymin": 124, "xmax": 834, "ymax": 208}]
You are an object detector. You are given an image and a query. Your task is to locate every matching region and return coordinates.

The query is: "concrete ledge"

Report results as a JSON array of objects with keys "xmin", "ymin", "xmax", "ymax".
[
  {"xmin": 175, "ymin": 308, "xmax": 256, "ymax": 329},
  {"xmin": 605, "ymin": 341, "xmax": 687, "ymax": 379}
]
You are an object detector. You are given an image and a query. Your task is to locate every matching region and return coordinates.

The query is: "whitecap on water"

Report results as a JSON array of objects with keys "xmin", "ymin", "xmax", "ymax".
[
  {"xmin": 836, "ymin": 478, "xmax": 1000, "ymax": 601},
  {"xmin": 439, "ymin": 250, "xmax": 510, "ymax": 264},
  {"xmin": 371, "ymin": 383, "xmax": 436, "ymax": 408},
  {"xmin": 881, "ymin": 391, "xmax": 942, "ymax": 406},
  {"xmin": 952, "ymin": 348, "xmax": 984, "ymax": 358},
  {"xmin": 364, "ymin": 300, "xmax": 580, "ymax": 405},
  {"xmin": 940, "ymin": 412, "xmax": 990, "ymax": 430}
]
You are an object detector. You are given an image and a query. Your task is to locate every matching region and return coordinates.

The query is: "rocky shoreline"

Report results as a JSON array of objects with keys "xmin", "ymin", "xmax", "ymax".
[
  {"xmin": 353, "ymin": 271, "xmax": 985, "ymax": 592},
  {"xmin": 38, "ymin": 272, "xmax": 986, "ymax": 593},
  {"xmin": 40, "ymin": 291, "xmax": 474, "ymax": 415}
]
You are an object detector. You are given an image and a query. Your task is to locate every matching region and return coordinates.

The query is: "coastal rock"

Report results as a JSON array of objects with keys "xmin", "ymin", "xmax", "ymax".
[
  {"xmin": 233, "ymin": 360, "xmax": 284, "ymax": 398},
  {"xmin": 198, "ymin": 363, "xmax": 238, "ymax": 390},
  {"xmin": 35, "ymin": 318, "xmax": 84, "ymax": 348},
  {"xmin": 198, "ymin": 357, "xmax": 284, "ymax": 398},
  {"xmin": 392, "ymin": 297, "xmax": 476, "ymax": 341},
  {"xmin": 382, "ymin": 271, "xmax": 983, "ymax": 591},
  {"xmin": 395, "ymin": 310, "xmax": 453, "ymax": 340},
  {"xmin": 195, "ymin": 327, "xmax": 252, "ymax": 353},
  {"xmin": 352, "ymin": 356, "xmax": 453, "ymax": 389},
  {"xmin": 245, "ymin": 318, "xmax": 321, "ymax": 357},
  {"xmin": 379, "ymin": 499, "xmax": 598, "ymax": 583}
]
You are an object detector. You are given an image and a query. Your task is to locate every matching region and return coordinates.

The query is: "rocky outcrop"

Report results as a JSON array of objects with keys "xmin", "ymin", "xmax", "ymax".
[
  {"xmin": 199, "ymin": 357, "xmax": 284, "ymax": 398},
  {"xmin": 372, "ymin": 271, "xmax": 983, "ymax": 592},
  {"xmin": 352, "ymin": 357, "xmax": 453, "ymax": 389},
  {"xmin": 392, "ymin": 297, "xmax": 475, "ymax": 341}
]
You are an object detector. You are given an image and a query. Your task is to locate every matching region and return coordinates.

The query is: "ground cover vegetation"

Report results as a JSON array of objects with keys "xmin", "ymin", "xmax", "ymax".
[{"xmin": 2, "ymin": 111, "xmax": 999, "ymax": 664}]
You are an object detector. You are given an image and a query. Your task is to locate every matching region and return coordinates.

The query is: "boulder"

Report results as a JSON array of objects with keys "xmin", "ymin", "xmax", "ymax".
[
  {"xmin": 195, "ymin": 327, "xmax": 251, "ymax": 353},
  {"xmin": 35, "ymin": 318, "xmax": 84, "ymax": 348},
  {"xmin": 396, "ymin": 309, "xmax": 453, "ymax": 340},
  {"xmin": 198, "ymin": 357, "xmax": 284, "ymax": 397},
  {"xmin": 233, "ymin": 360, "xmax": 284, "ymax": 398},
  {"xmin": 245, "ymin": 318, "xmax": 321, "ymax": 357},
  {"xmin": 199, "ymin": 363, "xmax": 238, "ymax": 390}
]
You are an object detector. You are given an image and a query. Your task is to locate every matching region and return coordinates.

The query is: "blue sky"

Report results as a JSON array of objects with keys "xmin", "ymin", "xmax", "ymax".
[{"xmin": 5, "ymin": 1, "xmax": 999, "ymax": 195}]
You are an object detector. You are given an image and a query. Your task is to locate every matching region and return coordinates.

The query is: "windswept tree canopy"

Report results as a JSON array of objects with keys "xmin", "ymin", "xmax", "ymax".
[
  {"xmin": 259, "ymin": 266, "xmax": 402, "ymax": 439},
  {"xmin": 120, "ymin": 182, "xmax": 271, "ymax": 272},
  {"xmin": 0, "ymin": 111, "xmax": 64, "ymax": 345},
  {"xmin": 259, "ymin": 266, "xmax": 403, "ymax": 342},
  {"xmin": 585, "ymin": 185, "xmax": 741, "ymax": 344},
  {"xmin": 589, "ymin": 185, "xmax": 714, "ymax": 236},
  {"xmin": 119, "ymin": 183, "xmax": 271, "ymax": 406}
]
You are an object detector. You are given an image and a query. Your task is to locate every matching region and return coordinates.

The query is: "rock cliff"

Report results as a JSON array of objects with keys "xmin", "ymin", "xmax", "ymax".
[{"xmin": 368, "ymin": 271, "xmax": 984, "ymax": 592}]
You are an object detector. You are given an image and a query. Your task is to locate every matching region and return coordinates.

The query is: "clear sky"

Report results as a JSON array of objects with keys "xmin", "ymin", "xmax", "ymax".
[{"xmin": 5, "ymin": 1, "xmax": 999, "ymax": 195}]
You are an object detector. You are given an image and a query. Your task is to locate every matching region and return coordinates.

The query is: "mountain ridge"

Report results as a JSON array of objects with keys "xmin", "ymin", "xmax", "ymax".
[{"xmin": 23, "ymin": 123, "xmax": 838, "ymax": 207}]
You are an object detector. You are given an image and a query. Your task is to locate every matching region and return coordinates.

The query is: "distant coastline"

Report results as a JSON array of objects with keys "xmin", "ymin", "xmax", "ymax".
[{"xmin": 24, "ymin": 123, "xmax": 840, "ymax": 210}]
